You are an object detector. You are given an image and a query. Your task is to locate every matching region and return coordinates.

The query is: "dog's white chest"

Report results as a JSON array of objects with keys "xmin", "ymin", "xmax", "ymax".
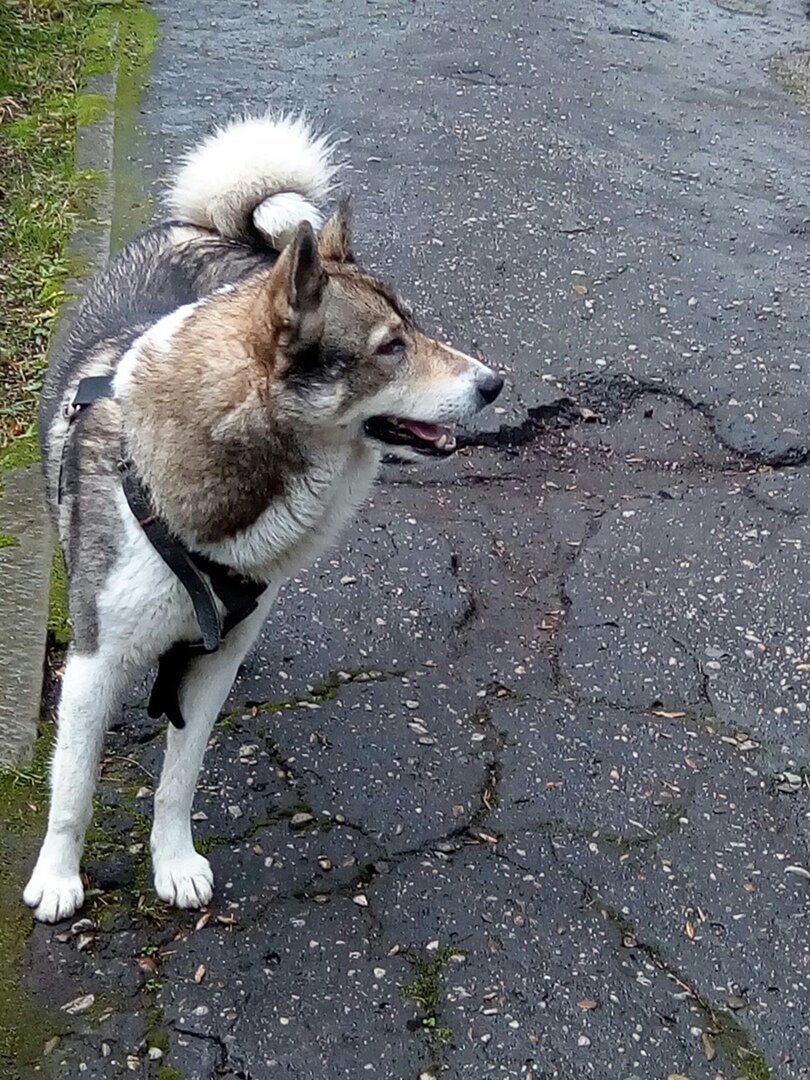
[{"xmin": 201, "ymin": 442, "xmax": 379, "ymax": 579}]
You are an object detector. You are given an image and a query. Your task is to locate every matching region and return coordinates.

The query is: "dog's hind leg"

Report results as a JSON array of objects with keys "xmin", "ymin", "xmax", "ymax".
[
  {"xmin": 151, "ymin": 598, "xmax": 273, "ymax": 909},
  {"xmin": 24, "ymin": 649, "xmax": 133, "ymax": 923}
]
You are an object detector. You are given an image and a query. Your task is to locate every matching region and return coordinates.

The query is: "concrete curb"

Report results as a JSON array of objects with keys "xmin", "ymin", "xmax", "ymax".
[{"xmin": 0, "ymin": 49, "xmax": 119, "ymax": 766}]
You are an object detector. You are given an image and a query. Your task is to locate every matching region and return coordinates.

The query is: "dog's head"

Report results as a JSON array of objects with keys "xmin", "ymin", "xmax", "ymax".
[{"xmin": 255, "ymin": 205, "xmax": 503, "ymax": 458}]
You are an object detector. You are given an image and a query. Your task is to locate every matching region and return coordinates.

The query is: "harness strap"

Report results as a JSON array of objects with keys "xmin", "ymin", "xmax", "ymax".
[
  {"xmin": 61, "ymin": 374, "xmax": 268, "ymax": 729},
  {"xmin": 120, "ymin": 467, "xmax": 222, "ymax": 653},
  {"xmin": 57, "ymin": 376, "xmax": 116, "ymax": 503}
]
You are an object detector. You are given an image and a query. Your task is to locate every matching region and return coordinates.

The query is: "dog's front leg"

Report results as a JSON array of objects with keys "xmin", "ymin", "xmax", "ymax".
[
  {"xmin": 24, "ymin": 650, "xmax": 133, "ymax": 922},
  {"xmin": 151, "ymin": 596, "xmax": 274, "ymax": 909}
]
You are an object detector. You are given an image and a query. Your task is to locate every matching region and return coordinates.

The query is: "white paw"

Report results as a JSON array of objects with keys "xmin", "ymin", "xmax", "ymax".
[
  {"xmin": 153, "ymin": 853, "xmax": 214, "ymax": 909},
  {"xmin": 24, "ymin": 869, "xmax": 85, "ymax": 923}
]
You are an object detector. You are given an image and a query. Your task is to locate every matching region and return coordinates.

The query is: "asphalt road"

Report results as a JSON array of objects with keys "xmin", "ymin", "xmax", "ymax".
[{"xmin": 23, "ymin": 1, "xmax": 810, "ymax": 1077}]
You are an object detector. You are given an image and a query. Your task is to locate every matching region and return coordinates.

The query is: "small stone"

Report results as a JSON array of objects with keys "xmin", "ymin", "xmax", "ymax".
[
  {"xmin": 353, "ymin": 893, "xmax": 369, "ymax": 907},
  {"xmin": 404, "ymin": 700, "xmax": 419, "ymax": 710},
  {"xmin": 776, "ymin": 772, "xmax": 802, "ymax": 793},
  {"xmin": 126, "ymin": 1056, "xmax": 140, "ymax": 1071},
  {"xmin": 340, "ymin": 575, "xmax": 357, "ymax": 585},
  {"xmin": 70, "ymin": 919, "xmax": 94, "ymax": 935},
  {"xmin": 291, "ymin": 812, "xmax": 314, "ymax": 827},
  {"xmin": 227, "ymin": 805, "xmax": 243, "ymax": 819},
  {"xmin": 61, "ymin": 994, "xmax": 95, "ymax": 1015},
  {"xmin": 43, "ymin": 1036, "xmax": 60, "ymax": 1056},
  {"xmin": 726, "ymin": 995, "xmax": 746, "ymax": 1010},
  {"xmin": 191, "ymin": 811, "xmax": 208, "ymax": 821},
  {"xmin": 786, "ymin": 864, "xmax": 810, "ymax": 880},
  {"xmin": 578, "ymin": 1035, "xmax": 591, "ymax": 1047},
  {"xmin": 147, "ymin": 1047, "xmax": 164, "ymax": 1061},
  {"xmin": 318, "ymin": 856, "xmax": 332, "ymax": 871},
  {"xmin": 76, "ymin": 934, "xmax": 94, "ymax": 952},
  {"xmin": 192, "ymin": 1005, "xmax": 209, "ymax": 1017},
  {"xmin": 135, "ymin": 786, "xmax": 151, "ymax": 799},
  {"xmin": 373, "ymin": 967, "xmax": 386, "ymax": 978}
]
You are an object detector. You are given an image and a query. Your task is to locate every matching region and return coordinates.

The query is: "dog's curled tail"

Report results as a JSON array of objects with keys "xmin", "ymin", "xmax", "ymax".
[{"xmin": 166, "ymin": 113, "xmax": 339, "ymax": 249}]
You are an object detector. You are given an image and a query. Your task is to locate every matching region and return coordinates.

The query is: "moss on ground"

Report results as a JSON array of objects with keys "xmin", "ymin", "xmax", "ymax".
[
  {"xmin": 400, "ymin": 946, "xmax": 465, "ymax": 1049},
  {"xmin": 109, "ymin": 2, "xmax": 159, "ymax": 249},
  {"xmin": 0, "ymin": 432, "xmax": 40, "ymax": 472},
  {"xmin": 594, "ymin": 900, "xmax": 776, "ymax": 1079},
  {"xmin": 75, "ymin": 92, "xmax": 108, "ymax": 127},
  {"xmin": 770, "ymin": 50, "xmax": 810, "ymax": 102},
  {"xmin": 0, "ymin": 725, "xmax": 69, "ymax": 1075},
  {"xmin": 47, "ymin": 546, "xmax": 70, "ymax": 644},
  {"xmin": 0, "ymin": 533, "xmax": 19, "ymax": 549}
]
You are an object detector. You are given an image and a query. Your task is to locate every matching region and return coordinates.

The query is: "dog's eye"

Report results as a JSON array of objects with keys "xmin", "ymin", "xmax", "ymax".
[{"xmin": 376, "ymin": 338, "xmax": 406, "ymax": 357}]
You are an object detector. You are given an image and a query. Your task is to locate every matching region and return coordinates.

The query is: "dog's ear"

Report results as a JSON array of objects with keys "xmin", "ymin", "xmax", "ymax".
[
  {"xmin": 269, "ymin": 221, "xmax": 326, "ymax": 324},
  {"xmin": 318, "ymin": 199, "xmax": 354, "ymax": 264}
]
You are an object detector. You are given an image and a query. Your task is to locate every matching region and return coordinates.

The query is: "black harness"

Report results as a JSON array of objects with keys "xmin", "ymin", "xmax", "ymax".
[{"xmin": 60, "ymin": 375, "xmax": 267, "ymax": 728}]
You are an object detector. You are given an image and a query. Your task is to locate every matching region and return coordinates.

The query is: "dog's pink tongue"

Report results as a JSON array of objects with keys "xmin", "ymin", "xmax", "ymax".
[{"xmin": 401, "ymin": 420, "xmax": 450, "ymax": 441}]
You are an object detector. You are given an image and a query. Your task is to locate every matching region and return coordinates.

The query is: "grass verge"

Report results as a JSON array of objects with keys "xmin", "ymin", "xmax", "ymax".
[{"xmin": 0, "ymin": 0, "xmax": 157, "ymax": 453}]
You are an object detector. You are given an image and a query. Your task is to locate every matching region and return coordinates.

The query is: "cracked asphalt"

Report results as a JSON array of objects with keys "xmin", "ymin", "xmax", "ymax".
[{"xmin": 19, "ymin": 1, "xmax": 810, "ymax": 1078}]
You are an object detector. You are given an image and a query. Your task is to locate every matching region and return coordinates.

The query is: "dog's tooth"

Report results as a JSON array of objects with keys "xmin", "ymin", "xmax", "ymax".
[{"xmin": 436, "ymin": 434, "xmax": 448, "ymax": 449}]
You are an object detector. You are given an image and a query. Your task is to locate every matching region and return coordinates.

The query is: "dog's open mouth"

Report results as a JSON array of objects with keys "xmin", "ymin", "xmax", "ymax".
[{"xmin": 363, "ymin": 416, "xmax": 457, "ymax": 456}]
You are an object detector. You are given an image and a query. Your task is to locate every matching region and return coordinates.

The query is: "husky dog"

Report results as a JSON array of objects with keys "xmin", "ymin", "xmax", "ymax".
[{"xmin": 24, "ymin": 114, "xmax": 503, "ymax": 923}]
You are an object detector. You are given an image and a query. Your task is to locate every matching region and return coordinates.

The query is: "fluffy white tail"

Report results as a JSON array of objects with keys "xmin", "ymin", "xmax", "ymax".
[{"xmin": 166, "ymin": 114, "xmax": 339, "ymax": 248}]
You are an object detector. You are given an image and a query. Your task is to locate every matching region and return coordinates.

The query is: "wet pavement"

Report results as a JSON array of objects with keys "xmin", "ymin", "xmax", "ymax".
[{"xmin": 19, "ymin": 0, "xmax": 810, "ymax": 1077}]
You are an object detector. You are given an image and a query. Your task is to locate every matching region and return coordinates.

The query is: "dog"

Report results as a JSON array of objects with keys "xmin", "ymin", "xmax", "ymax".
[{"xmin": 24, "ymin": 113, "xmax": 503, "ymax": 923}]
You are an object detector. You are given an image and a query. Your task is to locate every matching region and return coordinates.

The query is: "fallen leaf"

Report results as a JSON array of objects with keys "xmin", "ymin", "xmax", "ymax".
[
  {"xmin": 195, "ymin": 912, "xmax": 212, "ymax": 930},
  {"xmin": 651, "ymin": 710, "xmax": 686, "ymax": 719},
  {"xmin": 137, "ymin": 956, "xmax": 158, "ymax": 974},
  {"xmin": 194, "ymin": 964, "xmax": 206, "ymax": 984},
  {"xmin": 577, "ymin": 998, "xmax": 597, "ymax": 1010},
  {"xmin": 685, "ymin": 921, "xmax": 696, "ymax": 940},
  {"xmin": 216, "ymin": 914, "xmax": 237, "ymax": 926}
]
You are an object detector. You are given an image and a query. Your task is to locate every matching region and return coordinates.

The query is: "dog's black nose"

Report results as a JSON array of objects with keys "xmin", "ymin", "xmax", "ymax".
[{"xmin": 477, "ymin": 373, "xmax": 504, "ymax": 405}]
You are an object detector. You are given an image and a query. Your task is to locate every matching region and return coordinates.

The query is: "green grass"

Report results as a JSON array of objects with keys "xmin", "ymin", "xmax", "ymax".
[
  {"xmin": 0, "ymin": 0, "xmax": 157, "ymax": 452},
  {"xmin": 0, "ymin": 0, "xmax": 109, "ymax": 445}
]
